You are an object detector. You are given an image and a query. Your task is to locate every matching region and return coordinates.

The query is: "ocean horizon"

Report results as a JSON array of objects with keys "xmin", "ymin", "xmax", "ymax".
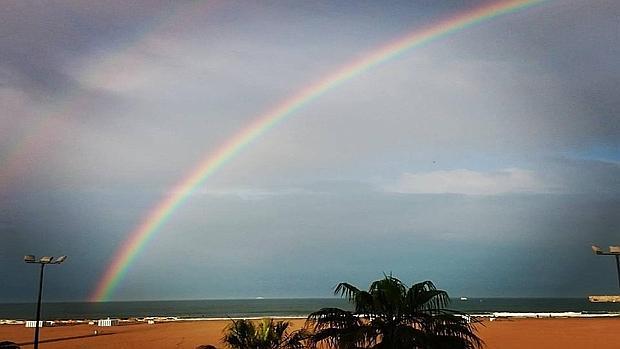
[{"xmin": 3, "ymin": 298, "xmax": 620, "ymax": 320}]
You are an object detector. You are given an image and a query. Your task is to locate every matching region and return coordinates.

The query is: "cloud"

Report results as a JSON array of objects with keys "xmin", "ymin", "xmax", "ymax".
[
  {"xmin": 385, "ymin": 168, "xmax": 551, "ymax": 195},
  {"xmin": 4, "ymin": 0, "xmax": 619, "ymax": 192},
  {"xmin": 0, "ymin": 0, "xmax": 175, "ymax": 98},
  {"xmin": 1, "ymin": 0, "xmax": 619, "ymax": 301}
]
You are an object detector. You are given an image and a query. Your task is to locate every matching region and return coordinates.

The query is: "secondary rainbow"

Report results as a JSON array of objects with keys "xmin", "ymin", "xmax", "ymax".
[{"xmin": 91, "ymin": 0, "xmax": 545, "ymax": 301}]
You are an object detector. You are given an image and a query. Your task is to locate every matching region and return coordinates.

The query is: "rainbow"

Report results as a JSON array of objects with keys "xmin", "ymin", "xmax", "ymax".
[{"xmin": 91, "ymin": 0, "xmax": 545, "ymax": 301}]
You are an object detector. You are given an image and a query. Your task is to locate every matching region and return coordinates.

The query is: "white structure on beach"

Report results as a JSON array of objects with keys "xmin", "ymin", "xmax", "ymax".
[
  {"xmin": 25, "ymin": 321, "xmax": 53, "ymax": 327},
  {"xmin": 97, "ymin": 318, "xmax": 119, "ymax": 326}
]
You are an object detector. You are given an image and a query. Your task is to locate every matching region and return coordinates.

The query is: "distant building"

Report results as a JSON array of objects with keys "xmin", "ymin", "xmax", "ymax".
[
  {"xmin": 25, "ymin": 321, "xmax": 54, "ymax": 328},
  {"xmin": 97, "ymin": 318, "xmax": 119, "ymax": 326}
]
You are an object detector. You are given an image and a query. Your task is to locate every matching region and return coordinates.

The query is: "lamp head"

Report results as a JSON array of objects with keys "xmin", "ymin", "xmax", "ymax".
[
  {"xmin": 39, "ymin": 256, "xmax": 53, "ymax": 264},
  {"xmin": 592, "ymin": 245, "xmax": 603, "ymax": 255},
  {"xmin": 54, "ymin": 255, "xmax": 67, "ymax": 264},
  {"xmin": 24, "ymin": 255, "xmax": 36, "ymax": 263}
]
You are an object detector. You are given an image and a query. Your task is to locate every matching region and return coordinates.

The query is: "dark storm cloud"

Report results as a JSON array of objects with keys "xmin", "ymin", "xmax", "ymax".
[
  {"xmin": 543, "ymin": 158, "xmax": 620, "ymax": 195},
  {"xmin": 0, "ymin": 1, "xmax": 175, "ymax": 98},
  {"xmin": 458, "ymin": 0, "xmax": 620, "ymax": 145}
]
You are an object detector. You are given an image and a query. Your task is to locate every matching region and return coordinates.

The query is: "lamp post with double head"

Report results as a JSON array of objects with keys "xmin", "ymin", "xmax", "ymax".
[{"xmin": 24, "ymin": 255, "xmax": 67, "ymax": 349}]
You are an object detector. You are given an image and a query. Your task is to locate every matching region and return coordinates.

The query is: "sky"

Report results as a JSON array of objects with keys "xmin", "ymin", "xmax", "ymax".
[{"xmin": 1, "ymin": 0, "xmax": 619, "ymax": 302}]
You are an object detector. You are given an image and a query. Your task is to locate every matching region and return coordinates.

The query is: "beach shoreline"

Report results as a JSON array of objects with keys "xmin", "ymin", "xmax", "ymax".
[
  {"xmin": 2, "ymin": 317, "xmax": 620, "ymax": 349},
  {"xmin": 3, "ymin": 310, "xmax": 620, "ymax": 325}
]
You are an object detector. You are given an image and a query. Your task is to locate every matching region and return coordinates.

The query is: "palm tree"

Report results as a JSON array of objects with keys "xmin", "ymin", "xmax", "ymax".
[
  {"xmin": 222, "ymin": 318, "xmax": 309, "ymax": 349},
  {"xmin": 306, "ymin": 275, "xmax": 482, "ymax": 349}
]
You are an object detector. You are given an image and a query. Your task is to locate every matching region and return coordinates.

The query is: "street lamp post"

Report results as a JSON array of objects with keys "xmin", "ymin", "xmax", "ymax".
[
  {"xmin": 24, "ymin": 255, "xmax": 67, "ymax": 349},
  {"xmin": 591, "ymin": 245, "xmax": 620, "ymax": 288}
]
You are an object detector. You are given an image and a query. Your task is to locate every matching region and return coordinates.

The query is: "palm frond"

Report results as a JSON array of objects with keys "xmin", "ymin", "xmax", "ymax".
[
  {"xmin": 420, "ymin": 313, "xmax": 484, "ymax": 349},
  {"xmin": 405, "ymin": 280, "xmax": 451, "ymax": 312},
  {"xmin": 282, "ymin": 328, "xmax": 311, "ymax": 349},
  {"xmin": 335, "ymin": 282, "xmax": 361, "ymax": 301},
  {"xmin": 406, "ymin": 287, "xmax": 450, "ymax": 313},
  {"xmin": 307, "ymin": 307, "xmax": 360, "ymax": 330},
  {"xmin": 309, "ymin": 322, "xmax": 377, "ymax": 349},
  {"xmin": 223, "ymin": 319, "xmax": 258, "ymax": 349},
  {"xmin": 222, "ymin": 318, "xmax": 309, "ymax": 349}
]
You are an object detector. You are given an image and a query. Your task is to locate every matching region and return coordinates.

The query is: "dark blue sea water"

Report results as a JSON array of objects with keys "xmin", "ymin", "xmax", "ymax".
[{"xmin": 2, "ymin": 298, "xmax": 620, "ymax": 320}]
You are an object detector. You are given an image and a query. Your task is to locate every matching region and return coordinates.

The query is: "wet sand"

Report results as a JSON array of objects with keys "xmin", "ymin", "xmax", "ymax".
[{"xmin": 1, "ymin": 318, "xmax": 620, "ymax": 348}]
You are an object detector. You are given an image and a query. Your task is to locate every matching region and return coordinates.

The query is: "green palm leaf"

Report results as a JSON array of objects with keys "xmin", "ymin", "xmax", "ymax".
[{"xmin": 223, "ymin": 318, "xmax": 310, "ymax": 349}]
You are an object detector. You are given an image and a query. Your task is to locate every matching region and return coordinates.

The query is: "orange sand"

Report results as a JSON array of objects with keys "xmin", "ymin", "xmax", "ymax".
[{"xmin": 1, "ymin": 318, "xmax": 619, "ymax": 348}]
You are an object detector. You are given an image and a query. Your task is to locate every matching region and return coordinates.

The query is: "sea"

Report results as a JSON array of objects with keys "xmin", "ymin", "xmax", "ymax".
[{"xmin": 3, "ymin": 298, "xmax": 620, "ymax": 320}]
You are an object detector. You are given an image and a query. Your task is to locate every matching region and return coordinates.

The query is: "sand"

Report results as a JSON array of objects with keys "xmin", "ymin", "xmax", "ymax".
[{"xmin": 1, "ymin": 318, "xmax": 620, "ymax": 348}]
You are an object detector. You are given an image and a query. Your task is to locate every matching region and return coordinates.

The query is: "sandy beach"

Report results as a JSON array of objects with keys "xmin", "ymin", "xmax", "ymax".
[{"xmin": 1, "ymin": 318, "xmax": 620, "ymax": 349}]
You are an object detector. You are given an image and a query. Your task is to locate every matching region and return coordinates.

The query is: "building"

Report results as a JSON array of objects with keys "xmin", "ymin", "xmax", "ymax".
[{"xmin": 97, "ymin": 318, "xmax": 119, "ymax": 326}]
